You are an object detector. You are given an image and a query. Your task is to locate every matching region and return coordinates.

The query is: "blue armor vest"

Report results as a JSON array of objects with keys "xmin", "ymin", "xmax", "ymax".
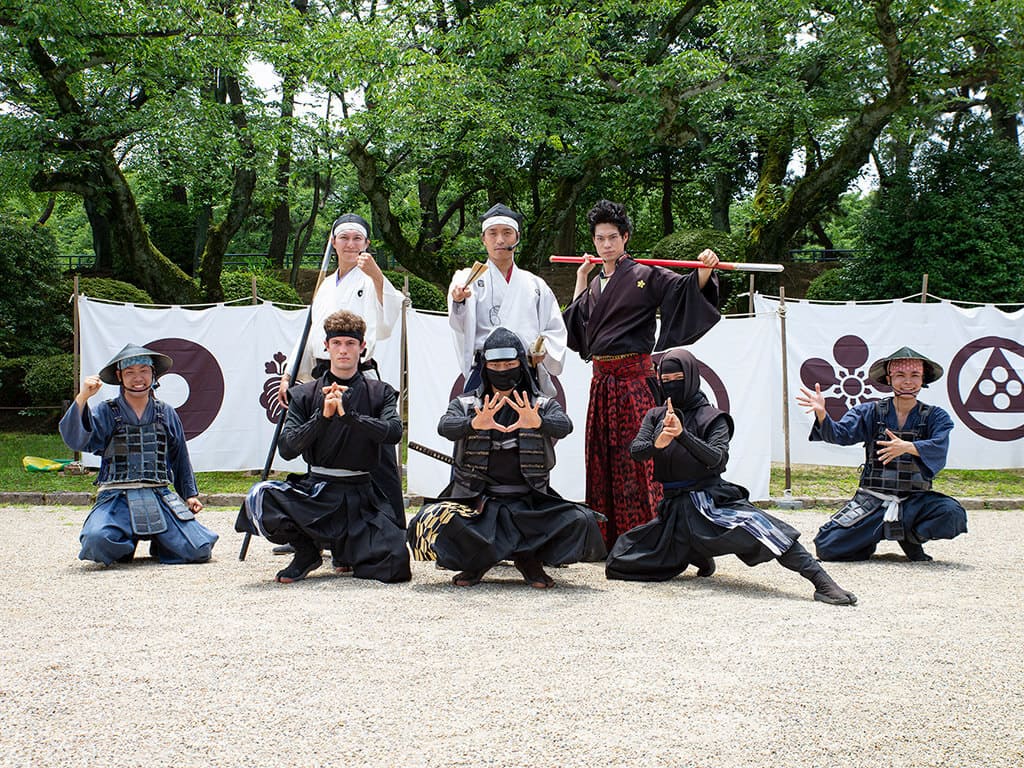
[
  {"xmin": 100, "ymin": 399, "xmax": 171, "ymax": 485},
  {"xmin": 858, "ymin": 399, "xmax": 932, "ymax": 495}
]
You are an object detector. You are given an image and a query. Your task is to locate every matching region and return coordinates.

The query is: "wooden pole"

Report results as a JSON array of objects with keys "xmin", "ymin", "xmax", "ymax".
[
  {"xmin": 921, "ymin": 273, "xmax": 929, "ymax": 303},
  {"xmin": 779, "ymin": 287, "xmax": 792, "ymax": 492},
  {"xmin": 748, "ymin": 273, "xmax": 755, "ymax": 315},
  {"xmin": 73, "ymin": 275, "xmax": 81, "ymax": 462},
  {"xmin": 251, "ymin": 275, "xmax": 258, "ymax": 304},
  {"xmin": 238, "ymin": 240, "xmax": 334, "ymax": 561},
  {"xmin": 398, "ymin": 276, "xmax": 410, "ymax": 484}
]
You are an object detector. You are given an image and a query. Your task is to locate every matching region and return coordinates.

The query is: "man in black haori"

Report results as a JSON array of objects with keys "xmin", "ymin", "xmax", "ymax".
[
  {"xmin": 606, "ymin": 349, "xmax": 857, "ymax": 606},
  {"xmin": 563, "ymin": 199, "xmax": 721, "ymax": 549},
  {"xmin": 238, "ymin": 310, "xmax": 410, "ymax": 584},
  {"xmin": 408, "ymin": 327, "xmax": 606, "ymax": 589}
]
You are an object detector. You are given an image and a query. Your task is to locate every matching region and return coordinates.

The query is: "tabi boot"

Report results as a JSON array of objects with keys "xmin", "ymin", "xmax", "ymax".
[
  {"xmin": 778, "ymin": 543, "xmax": 857, "ymax": 606},
  {"xmin": 275, "ymin": 539, "xmax": 324, "ymax": 584},
  {"xmin": 898, "ymin": 540, "xmax": 933, "ymax": 562},
  {"xmin": 690, "ymin": 554, "xmax": 716, "ymax": 578}
]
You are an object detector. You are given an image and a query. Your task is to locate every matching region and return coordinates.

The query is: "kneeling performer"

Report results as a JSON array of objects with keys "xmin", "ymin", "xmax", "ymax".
[
  {"xmin": 59, "ymin": 344, "xmax": 218, "ymax": 566},
  {"xmin": 239, "ymin": 310, "xmax": 411, "ymax": 584},
  {"xmin": 408, "ymin": 327, "xmax": 606, "ymax": 588},
  {"xmin": 606, "ymin": 349, "xmax": 856, "ymax": 605}
]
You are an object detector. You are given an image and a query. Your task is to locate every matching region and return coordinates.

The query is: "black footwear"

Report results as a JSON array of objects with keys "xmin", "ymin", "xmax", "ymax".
[
  {"xmin": 452, "ymin": 570, "xmax": 487, "ymax": 587},
  {"xmin": 778, "ymin": 543, "xmax": 857, "ymax": 606},
  {"xmin": 331, "ymin": 551, "xmax": 352, "ymax": 574},
  {"xmin": 275, "ymin": 543, "xmax": 323, "ymax": 583},
  {"xmin": 691, "ymin": 555, "xmax": 716, "ymax": 578},
  {"xmin": 813, "ymin": 585, "xmax": 859, "ymax": 606},
  {"xmin": 272, "ymin": 543, "xmax": 295, "ymax": 555},
  {"xmin": 899, "ymin": 540, "xmax": 933, "ymax": 562}
]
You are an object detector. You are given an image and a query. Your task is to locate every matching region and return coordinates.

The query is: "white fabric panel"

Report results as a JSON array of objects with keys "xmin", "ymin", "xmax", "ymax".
[
  {"xmin": 407, "ymin": 310, "xmax": 773, "ymax": 501},
  {"xmin": 754, "ymin": 295, "xmax": 1024, "ymax": 469}
]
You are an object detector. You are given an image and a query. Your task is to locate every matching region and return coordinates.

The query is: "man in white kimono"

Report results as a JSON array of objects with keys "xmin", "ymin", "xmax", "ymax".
[
  {"xmin": 277, "ymin": 212, "xmax": 404, "ymax": 403},
  {"xmin": 448, "ymin": 203, "xmax": 567, "ymax": 396}
]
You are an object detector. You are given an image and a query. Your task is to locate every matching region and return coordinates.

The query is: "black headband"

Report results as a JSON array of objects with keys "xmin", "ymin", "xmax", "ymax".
[{"xmin": 325, "ymin": 329, "xmax": 365, "ymax": 342}]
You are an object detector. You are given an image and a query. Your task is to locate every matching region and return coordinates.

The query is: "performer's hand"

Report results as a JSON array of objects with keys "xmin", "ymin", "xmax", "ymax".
[
  {"xmin": 696, "ymin": 248, "xmax": 719, "ymax": 289},
  {"xmin": 277, "ymin": 375, "xmax": 290, "ymax": 408},
  {"xmin": 471, "ymin": 393, "xmax": 506, "ymax": 432},
  {"xmin": 796, "ymin": 384, "xmax": 827, "ymax": 423},
  {"xmin": 450, "ymin": 284, "xmax": 472, "ymax": 303},
  {"xmin": 577, "ymin": 254, "xmax": 598, "ymax": 278},
  {"xmin": 187, "ymin": 496, "xmax": 204, "ymax": 514},
  {"xmin": 655, "ymin": 398, "xmax": 682, "ymax": 449},
  {"xmin": 876, "ymin": 429, "xmax": 918, "ymax": 464},
  {"xmin": 504, "ymin": 390, "xmax": 542, "ymax": 431},
  {"xmin": 356, "ymin": 251, "xmax": 383, "ymax": 281},
  {"xmin": 76, "ymin": 374, "xmax": 103, "ymax": 407},
  {"xmin": 322, "ymin": 383, "xmax": 346, "ymax": 418}
]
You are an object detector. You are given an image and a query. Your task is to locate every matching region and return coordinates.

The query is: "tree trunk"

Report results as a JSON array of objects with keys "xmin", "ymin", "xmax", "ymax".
[
  {"xmin": 746, "ymin": 0, "xmax": 910, "ymax": 263},
  {"xmin": 268, "ymin": 73, "xmax": 297, "ymax": 269},
  {"xmin": 197, "ymin": 75, "xmax": 258, "ymax": 302}
]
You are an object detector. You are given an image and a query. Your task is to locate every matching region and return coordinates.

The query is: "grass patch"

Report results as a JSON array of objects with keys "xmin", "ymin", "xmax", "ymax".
[
  {"xmin": 771, "ymin": 463, "xmax": 1024, "ymax": 498},
  {"xmin": 4, "ymin": 432, "xmax": 1022, "ymax": 498},
  {"xmin": 3, "ymin": 432, "xmax": 274, "ymax": 494}
]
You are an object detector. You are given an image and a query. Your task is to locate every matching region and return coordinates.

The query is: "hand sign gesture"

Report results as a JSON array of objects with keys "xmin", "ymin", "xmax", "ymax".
[
  {"xmin": 471, "ymin": 393, "xmax": 507, "ymax": 432},
  {"xmin": 322, "ymin": 383, "xmax": 347, "ymax": 418},
  {"xmin": 654, "ymin": 397, "xmax": 683, "ymax": 449},
  {"xmin": 504, "ymin": 390, "xmax": 542, "ymax": 431}
]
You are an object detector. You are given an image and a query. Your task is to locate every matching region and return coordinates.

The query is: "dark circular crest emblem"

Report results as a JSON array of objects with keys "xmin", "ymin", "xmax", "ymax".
[
  {"xmin": 145, "ymin": 338, "xmax": 224, "ymax": 440},
  {"xmin": 946, "ymin": 336, "xmax": 1024, "ymax": 442}
]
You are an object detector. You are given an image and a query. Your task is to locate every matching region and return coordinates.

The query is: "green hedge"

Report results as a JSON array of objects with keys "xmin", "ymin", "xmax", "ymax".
[
  {"xmin": 384, "ymin": 270, "xmax": 446, "ymax": 312},
  {"xmin": 221, "ymin": 271, "xmax": 302, "ymax": 304},
  {"xmin": 0, "ymin": 355, "xmax": 32, "ymax": 407},
  {"xmin": 804, "ymin": 267, "xmax": 851, "ymax": 301},
  {"xmin": 23, "ymin": 353, "xmax": 75, "ymax": 406},
  {"xmin": 72, "ymin": 276, "xmax": 154, "ymax": 304},
  {"xmin": 651, "ymin": 229, "xmax": 746, "ymax": 313},
  {"xmin": 651, "ymin": 228, "xmax": 744, "ymax": 263},
  {"xmin": 0, "ymin": 216, "xmax": 67, "ymax": 358}
]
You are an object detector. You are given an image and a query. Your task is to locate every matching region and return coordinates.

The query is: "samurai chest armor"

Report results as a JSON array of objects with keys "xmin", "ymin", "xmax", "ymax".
[
  {"xmin": 101, "ymin": 399, "xmax": 172, "ymax": 486},
  {"xmin": 858, "ymin": 399, "xmax": 932, "ymax": 495}
]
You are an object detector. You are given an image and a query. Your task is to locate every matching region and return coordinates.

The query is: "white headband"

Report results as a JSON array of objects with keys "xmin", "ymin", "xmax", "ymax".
[
  {"xmin": 333, "ymin": 222, "xmax": 368, "ymax": 239},
  {"xmin": 481, "ymin": 215, "xmax": 519, "ymax": 234}
]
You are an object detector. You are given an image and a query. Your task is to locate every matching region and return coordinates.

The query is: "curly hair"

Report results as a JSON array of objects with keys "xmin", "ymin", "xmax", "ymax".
[
  {"xmin": 323, "ymin": 309, "xmax": 367, "ymax": 336},
  {"xmin": 587, "ymin": 199, "xmax": 632, "ymax": 236}
]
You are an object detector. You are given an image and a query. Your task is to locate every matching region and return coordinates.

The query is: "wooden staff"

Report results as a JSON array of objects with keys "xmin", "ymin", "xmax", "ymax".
[
  {"xmin": 238, "ymin": 238, "xmax": 335, "ymax": 561},
  {"xmin": 548, "ymin": 255, "xmax": 784, "ymax": 273}
]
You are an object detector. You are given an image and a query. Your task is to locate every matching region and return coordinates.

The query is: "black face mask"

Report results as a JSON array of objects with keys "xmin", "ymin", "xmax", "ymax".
[
  {"xmin": 660, "ymin": 380, "xmax": 689, "ymax": 403},
  {"xmin": 487, "ymin": 367, "xmax": 523, "ymax": 391}
]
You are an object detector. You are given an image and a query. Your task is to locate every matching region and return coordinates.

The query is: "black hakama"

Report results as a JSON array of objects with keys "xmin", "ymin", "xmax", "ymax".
[
  {"xmin": 408, "ymin": 488, "xmax": 607, "ymax": 573},
  {"xmin": 245, "ymin": 473, "xmax": 410, "ymax": 583},
  {"xmin": 606, "ymin": 481, "xmax": 801, "ymax": 581}
]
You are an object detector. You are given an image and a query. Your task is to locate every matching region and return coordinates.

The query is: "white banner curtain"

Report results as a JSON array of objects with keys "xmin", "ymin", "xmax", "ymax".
[
  {"xmin": 77, "ymin": 297, "xmax": 402, "ymax": 473},
  {"xmin": 754, "ymin": 295, "xmax": 1024, "ymax": 469},
  {"xmin": 406, "ymin": 309, "xmax": 774, "ymax": 501},
  {"xmin": 77, "ymin": 294, "xmax": 1024, "ymax": 497}
]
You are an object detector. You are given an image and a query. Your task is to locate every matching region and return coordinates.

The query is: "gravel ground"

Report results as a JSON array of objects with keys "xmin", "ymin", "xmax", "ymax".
[{"xmin": 0, "ymin": 505, "xmax": 1020, "ymax": 768}]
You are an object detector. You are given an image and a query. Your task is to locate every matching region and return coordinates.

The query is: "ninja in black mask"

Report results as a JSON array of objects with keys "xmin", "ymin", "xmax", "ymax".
[{"xmin": 478, "ymin": 327, "xmax": 532, "ymax": 397}]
